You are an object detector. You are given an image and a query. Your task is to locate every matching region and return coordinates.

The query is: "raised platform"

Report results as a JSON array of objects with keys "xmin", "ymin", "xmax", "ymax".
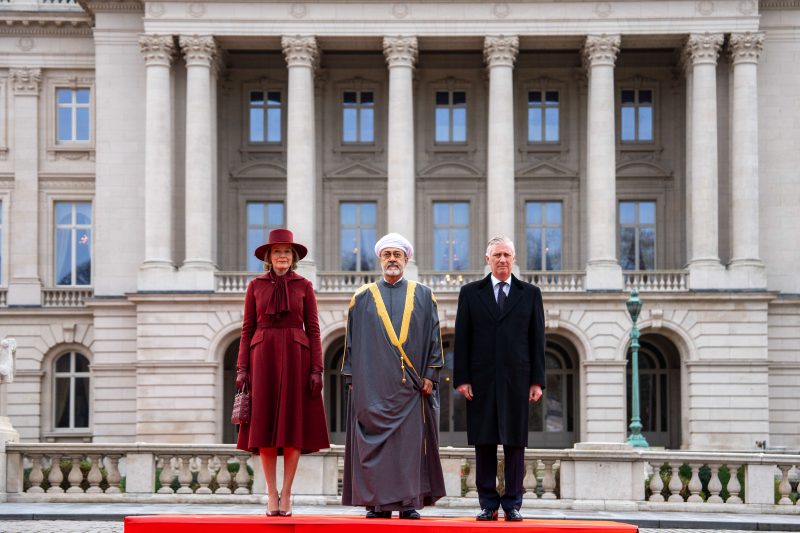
[{"xmin": 124, "ymin": 515, "xmax": 638, "ymax": 533}]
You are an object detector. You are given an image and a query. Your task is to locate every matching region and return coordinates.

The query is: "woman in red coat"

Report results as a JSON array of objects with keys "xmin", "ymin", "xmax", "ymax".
[{"xmin": 235, "ymin": 229, "xmax": 329, "ymax": 516}]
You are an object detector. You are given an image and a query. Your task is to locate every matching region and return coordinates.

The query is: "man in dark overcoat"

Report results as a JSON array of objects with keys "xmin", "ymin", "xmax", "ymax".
[{"xmin": 453, "ymin": 235, "xmax": 546, "ymax": 522}]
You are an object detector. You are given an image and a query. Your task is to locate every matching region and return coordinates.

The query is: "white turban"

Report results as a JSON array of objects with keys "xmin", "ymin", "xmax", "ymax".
[{"xmin": 374, "ymin": 233, "xmax": 414, "ymax": 259}]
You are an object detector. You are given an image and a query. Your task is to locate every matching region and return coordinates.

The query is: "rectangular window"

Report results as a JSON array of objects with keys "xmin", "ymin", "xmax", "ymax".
[
  {"xmin": 340, "ymin": 202, "xmax": 378, "ymax": 271},
  {"xmin": 249, "ymin": 90, "xmax": 282, "ymax": 143},
  {"xmin": 246, "ymin": 202, "xmax": 284, "ymax": 271},
  {"xmin": 434, "ymin": 91, "xmax": 467, "ymax": 144},
  {"xmin": 56, "ymin": 88, "xmax": 91, "ymax": 143},
  {"xmin": 525, "ymin": 202, "xmax": 562, "ymax": 270},
  {"xmin": 619, "ymin": 201, "xmax": 656, "ymax": 270},
  {"xmin": 55, "ymin": 202, "xmax": 92, "ymax": 286},
  {"xmin": 342, "ymin": 91, "xmax": 374, "ymax": 144},
  {"xmin": 620, "ymin": 89, "xmax": 653, "ymax": 143},
  {"xmin": 433, "ymin": 202, "xmax": 469, "ymax": 271},
  {"xmin": 528, "ymin": 91, "xmax": 560, "ymax": 143}
]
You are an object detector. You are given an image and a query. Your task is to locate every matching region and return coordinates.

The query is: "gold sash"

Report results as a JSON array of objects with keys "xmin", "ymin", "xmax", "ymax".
[{"xmin": 368, "ymin": 281, "xmax": 419, "ymax": 383}]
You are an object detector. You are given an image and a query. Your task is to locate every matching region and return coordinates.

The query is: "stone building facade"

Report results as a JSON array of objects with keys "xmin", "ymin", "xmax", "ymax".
[{"xmin": 0, "ymin": 0, "xmax": 798, "ymax": 451}]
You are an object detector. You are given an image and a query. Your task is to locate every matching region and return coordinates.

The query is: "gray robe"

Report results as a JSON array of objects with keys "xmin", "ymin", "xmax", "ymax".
[{"xmin": 341, "ymin": 278, "xmax": 446, "ymax": 511}]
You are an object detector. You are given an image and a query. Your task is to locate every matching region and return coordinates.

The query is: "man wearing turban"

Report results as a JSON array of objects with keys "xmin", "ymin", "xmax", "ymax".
[{"xmin": 341, "ymin": 233, "xmax": 446, "ymax": 519}]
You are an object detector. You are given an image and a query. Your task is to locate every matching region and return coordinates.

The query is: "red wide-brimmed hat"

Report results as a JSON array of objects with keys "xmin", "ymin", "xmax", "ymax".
[{"xmin": 254, "ymin": 229, "xmax": 308, "ymax": 262}]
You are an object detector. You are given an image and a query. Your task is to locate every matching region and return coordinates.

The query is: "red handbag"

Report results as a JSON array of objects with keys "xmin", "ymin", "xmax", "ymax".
[{"xmin": 231, "ymin": 382, "xmax": 251, "ymax": 425}]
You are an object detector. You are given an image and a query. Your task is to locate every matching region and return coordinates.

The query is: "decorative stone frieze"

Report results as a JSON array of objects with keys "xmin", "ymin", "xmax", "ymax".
[
  {"xmin": 139, "ymin": 35, "xmax": 175, "ymax": 66},
  {"xmin": 729, "ymin": 32, "xmax": 765, "ymax": 65},
  {"xmin": 583, "ymin": 34, "xmax": 621, "ymax": 68},
  {"xmin": 484, "ymin": 35, "xmax": 519, "ymax": 68},
  {"xmin": 9, "ymin": 68, "xmax": 41, "ymax": 95},
  {"xmin": 383, "ymin": 36, "xmax": 418, "ymax": 68},
  {"xmin": 685, "ymin": 33, "xmax": 724, "ymax": 65},
  {"xmin": 179, "ymin": 35, "xmax": 217, "ymax": 67},
  {"xmin": 281, "ymin": 36, "xmax": 318, "ymax": 69}
]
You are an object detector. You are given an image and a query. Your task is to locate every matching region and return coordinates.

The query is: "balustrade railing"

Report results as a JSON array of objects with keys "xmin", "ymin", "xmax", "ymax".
[
  {"xmin": 214, "ymin": 272, "xmax": 258, "ymax": 293},
  {"xmin": 42, "ymin": 288, "xmax": 93, "ymax": 307},
  {"xmin": 521, "ymin": 271, "xmax": 586, "ymax": 292},
  {"xmin": 317, "ymin": 271, "xmax": 379, "ymax": 293},
  {"xmin": 418, "ymin": 271, "xmax": 484, "ymax": 292},
  {"xmin": 624, "ymin": 270, "xmax": 689, "ymax": 292}
]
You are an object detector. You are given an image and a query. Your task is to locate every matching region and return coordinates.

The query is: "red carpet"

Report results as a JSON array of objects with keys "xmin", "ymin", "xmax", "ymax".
[{"xmin": 124, "ymin": 515, "xmax": 638, "ymax": 533}]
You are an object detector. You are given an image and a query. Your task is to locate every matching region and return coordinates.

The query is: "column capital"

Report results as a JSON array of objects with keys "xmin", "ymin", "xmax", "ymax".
[
  {"xmin": 383, "ymin": 36, "xmax": 418, "ymax": 68},
  {"xmin": 685, "ymin": 33, "xmax": 724, "ymax": 66},
  {"xmin": 484, "ymin": 35, "xmax": 519, "ymax": 68},
  {"xmin": 9, "ymin": 67, "xmax": 41, "ymax": 95},
  {"xmin": 729, "ymin": 32, "xmax": 765, "ymax": 65},
  {"xmin": 583, "ymin": 34, "xmax": 621, "ymax": 68},
  {"xmin": 281, "ymin": 35, "xmax": 319, "ymax": 68},
  {"xmin": 179, "ymin": 35, "xmax": 217, "ymax": 67},
  {"xmin": 139, "ymin": 34, "xmax": 176, "ymax": 67}
]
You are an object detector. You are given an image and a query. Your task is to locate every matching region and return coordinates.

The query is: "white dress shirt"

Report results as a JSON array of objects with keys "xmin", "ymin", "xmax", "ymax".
[{"xmin": 491, "ymin": 274, "xmax": 511, "ymax": 303}]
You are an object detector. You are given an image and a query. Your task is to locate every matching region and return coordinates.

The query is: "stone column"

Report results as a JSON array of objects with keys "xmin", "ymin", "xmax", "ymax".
[
  {"xmin": 179, "ymin": 35, "xmax": 218, "ymax": 290},
  {"xmin": 685, "ymin": 33, "xmax": 725, "ymax": 289},
  {"xmin": 7, "ymin": 68, "xmax": 42, "ymax": 306},
  {"xmin": 680, "ymin": 48, "xmax": 694, "ymax": 265},
  {"xmin": 282, "ymin": 36, "xmax": 319, "ymax": 284},
  {"xmin": 728, "ymin": 32, "xmax": 766, "ymax": 288},
  {"xmin": 383, "ymin": 36, "xmax": 419, "ymax": 278},
  {"xmin": 583, "ymin": 35, "xmax": 622, "ymax": 290},
  {"xmin": 138, "ymin": 35, "xmax": 176, "ymax": 289},
  {"xmin": 484, "ymin": 36, "xmax": 519, "ymax": 244}
]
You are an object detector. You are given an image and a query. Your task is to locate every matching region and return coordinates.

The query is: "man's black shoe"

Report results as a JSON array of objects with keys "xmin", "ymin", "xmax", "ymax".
[
  {"xmin": 476, "ymin": 508, "xmax": 499, "ymax": 521},
  {"xmin": 504, "ymin": 508, "xmax": 523, "ymax": 522},
  {"xmin": 366, "ymin": 510, "xmax": 392, "ymax": 518},
  {"xmin": 399, "ymin": 509, "xmax": 421, "ymax": 520}
]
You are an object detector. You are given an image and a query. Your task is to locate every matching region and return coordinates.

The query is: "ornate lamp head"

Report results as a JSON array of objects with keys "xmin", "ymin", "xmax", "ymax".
[{"xmin": 626, "ymin": 289, "xmax": 643, "ymax": 324}]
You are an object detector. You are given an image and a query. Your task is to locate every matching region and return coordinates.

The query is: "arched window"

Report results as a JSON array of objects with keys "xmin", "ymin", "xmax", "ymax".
[
  {"xmin": 53, "ymin": 351, "xmax": 90, "ymax": 429},
  {"xmin": 528, "ymin": 338, "xmax": 578, "ymax": 448},
  {"xmin": 324, "ymin": 337, "xmax": 348, "ymax": 445}
]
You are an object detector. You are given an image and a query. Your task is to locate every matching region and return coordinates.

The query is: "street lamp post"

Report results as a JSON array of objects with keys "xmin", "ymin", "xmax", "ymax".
[{"xmin": 626, "ymin": 289, "xmax": 649, "ymax": 448}]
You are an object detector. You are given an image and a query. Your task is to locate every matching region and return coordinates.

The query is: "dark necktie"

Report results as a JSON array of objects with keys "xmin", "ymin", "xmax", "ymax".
[{"xmin": 497, "ymin": 281, "xmax": 507, "ymax": 311}]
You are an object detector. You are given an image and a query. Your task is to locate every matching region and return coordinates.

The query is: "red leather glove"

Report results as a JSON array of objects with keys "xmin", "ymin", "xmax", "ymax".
[
  {"xmin": 309, "ymin": 373, "xmax": 323, "ymax": 399},
  {"xmin": 236, "ymin": 368, "xmax": 249, "ymax": 390}
]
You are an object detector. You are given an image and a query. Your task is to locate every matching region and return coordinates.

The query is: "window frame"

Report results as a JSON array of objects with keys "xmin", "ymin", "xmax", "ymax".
[
  {"xmin": 518, "ymin": 76, "xmax": 568, "ymax": 154},
  {"xmin": 53, "ymin": 200, "xmax": 93, "ymax": 288},
  {"xmin": 46, "ymin": 75, "xmax": 96, "ymax": 159},
  {"xmin": 341, "ymin": 90, "xmax": 376, "ymax": 146},
  {"xmin": 615, "ymin": 76, "xmax": 661, "ymax": 152},
  {"xmin": 523, "ymin": 200, "xmax": 564, "ymax": 271},
  {"xmin": 333, "ymin": 77, "xmax": 383, "ymax": 154},
  {"xmin": 338, "ymin": 201, "xmax": 379, "ymax": 273},
  {"xmin": 427, "ymin": 77, "xmax": 475, "ymax": 154},
  {"xmin": 431, "ymin": 201, "xmax": 471, "ymax": 272},
  {"xmin": 41, "ymin": 345, "xmax": 93, "ymax": 440},
  {"xmin": 617, "ymin": 199, "xmax": 658, "ymax": 271},
  {"xmin": 241, "ymin": 77, "xmax": 287, "ymax": 154},
  {"xmin": 245, "ymin": 200, "xmax": 286, "ymax": 272}
]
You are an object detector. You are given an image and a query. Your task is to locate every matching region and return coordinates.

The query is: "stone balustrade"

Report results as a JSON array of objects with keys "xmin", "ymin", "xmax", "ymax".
[
  {"xmin": 521, "ymin": 271, "xmax": 586, "ymax": 292},
  {"xmin": 417, "ymin": 271, "xmax": 485, "ymax": 292},
  {"xmin": 214, "ymin": 272, "xmax": 258, "ymax": 293},
  {"xmin": 317, "ymin": 272, "xmax": 379, "ymax": 293},
  {"xmin": 41, "ymin": 288, "xmax": 93, "ymax": 307},
  {"xmin": 624, "ymin": 270, "xmax": 689, "ymax": 292},
  {"xmin": 3, "ymin": 443, "xmax": 798, "ymax": 511}
]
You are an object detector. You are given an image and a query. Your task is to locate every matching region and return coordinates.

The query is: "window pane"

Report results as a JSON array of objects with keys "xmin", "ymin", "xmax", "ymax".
[
  {"xmin": 247, "ymin": 229, "xmax": 264, "ymax": 271},
  {"xmin": 435, "ymin": 108, "xmax": 450, "ymax": 142},
  {"xmin": 75, "ymin": 353, "xmax": 90, "ymax": 373},
  {"xmin": 452, "ymin": 91, "xmax": 466, "ymax": 106},
  {"xmin": 267, "ymin": 108, "xmax": 281, "ymax": 142},
  {"xmin": 639, "ymin": 227, "xmax": 656, "ymax": 270},
  {"xmin": 343, "ymin": 91, "xmax": 357, "ymax": 104},
  {"xmin": 340, "ymin": 203, "xmax": 356, "ymax": 225},
  {"xmin": 433, "ymin": 203, "xmax": 449, "ymax": 226},
  {"xmin": 620, "ymin": 227, "xmax": 636, "ymax": 270},
  {"xmin": 638, "ymin": 106, "xmax": 653, "ymax": 141},
  {"xmin": 433, "ymin": 228, "xmax": 449, "ymax": 270},
  {"xmin": 360, "ymin": 108, "xmax": 374, "ymax": 143},
  {"xmin": 528, "ymin": 91, "xmax": 541, "ymax": 103},
  {"xmin": 452, "ymin": 203, "xmax": 469, "ymax": 225},
  {"xmin": 621, "ymin": 107, "xmax": 635, "ymax": 141},
  {"xmin": 526, "ymin": 202, "xmax": 542, "ymax": 225},
  {"xmin": 75, "ymin": 203, "xmax": 92, "ymax": 225},
  {"xmin": 545, "ymin": 228, "xmax": 562, "ymax": 271},
  {"xmin": 76, "ymin": 108, "xmax": 90, "ymax": 141},
  {"xmin": 545, "ymin": 374, "xmax": 564, "ymax": 432},
  {"xmin": 56, "ymin": 228, "xmax": 73, "ymax": 285},
  {"xmin": 360, "ymin": 203, "xmax": 376, "ymax": 225},
  {"xmin": 435, "ymin": 91, "xmax": 449, "ymax": 106},
  {"xmin": 57, "ymin": 89, "xmax": 72, "ymax": 104},
  {"xmin": 267, "ymin": 203, "xmax": 284, "ymax": 226},
  {"xmin": 639, "ymin": 202, "xmax": 655, "ymax": 225},
  {"xmin": 55, "ymin": 354, "xmax": 71, "ymax": 373},
  {"xmin": 250, "ymin": 91, "xmax": 264, "ymax": 105},
  {"xmin": 55, "ymin": 377, "xmax": 71, "ymax": 428},
  {"xmin": 74, "ymin": 377, "xmax": 90, "ymax": 428},
  {"xmin": 249, "ymin": 108, "xmax": 264, "ymax": 142},
  {"xmin": 545, "ymin": 91, "xmax": 559, "ymax": 104},
  {"xmin": 545, "ymin": 108, "xmax": 559, "ymax": 142},
  {"xmin": 58, "ymin": 108, "xmax": 72, "ymax": 141},
  {"xmin": 340, "ymin": 228, "xmax": 357, "ymax": 271},
  {"xmin": 56, "ymin": 203, "xmax": 72, "ymax": 225},
  {"xmin": 545, "ymin": 202, "xmax": 561, "ymax": 225},
  {"xmin": 267, "ymin": 91, "xmax": 281, "ymax": 105},
  {"xmin": 527, "ymin": 228, "xmax": 543, "ymax": 270},
  {"xmin": 619, "ymin": 202, "xmax": 635, "ymax": 225},
  {"xmin": 76, "ymin": 88, "xmax": 90, "ymax": 105},
  {"xmin": 638, "ymin": 89, "xmax": 653, "ymax": 104},
  {"xmin": 528, "ymin": 108, "xmax": 542, "ymax": 143},
  {"xmin": 342, "ymin": 108, "xmax": 358, "ymax": 142},
  {"xmin": 75, "ymin": 229, "xmax": 91, "ymax": 285},
  {"xmin": 451, "ymin": 228, "xmax": 469, "ymax": 271},
  {"xmin": 360, "ymin": 91, "xmax": 374, "ymax": 105},
  {"xmin": 360, "ymin": 229, "xmax": 377, "ymax": 271},
  {"xmin": 528, "ymin": 396, "xmax": 543, "ymax": 432},
  {"xmin": 247, "ymin": 203, "xmax": 265, "ymax": 226},
  {"xmin": 621, "ymin": 89, "xmax": 635, "ymax": 104},
  {"xmin": 452, "ymin": 108, "xmax": 467, "ymax": 142}
]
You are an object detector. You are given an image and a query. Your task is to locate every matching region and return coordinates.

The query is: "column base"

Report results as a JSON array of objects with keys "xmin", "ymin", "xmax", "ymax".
[
  {"xmin": 687, "ymin": 258, "xmax": 726, "ymax": 290},
  {"xmin": 294, "ymin": 260, "xmax": 317, "ymax": 287},
  {"xmin": 138, "ymin": 261, "xmax": 176, "ymax": 291},
  {"xmin": 727, "ymin": 258, "xmax": 767, "ymax": 290},
  {"xmin": 585, "ymin": 260, "xmax": 623, "ymax": 291},
  {"xmin": 6, "ymin": 278, "xmax": 42, "ymax": 306}
]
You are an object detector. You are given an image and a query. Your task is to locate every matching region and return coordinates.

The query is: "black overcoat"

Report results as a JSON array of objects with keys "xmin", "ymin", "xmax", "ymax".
[{"xmin": 453, "ymin": 274, "xmax": 546, "ymax": 446}]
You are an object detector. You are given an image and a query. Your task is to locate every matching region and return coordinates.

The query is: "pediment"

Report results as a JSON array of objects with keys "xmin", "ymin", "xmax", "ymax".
[
  {"xmin": 517, "ymin": 161, "xmax": 577, "ymax": 179},
  {"xmin": 418, "ymin": 160, "xmax": 482, "ymax": 178},
  {"xmin": 616, "ymin": 160, "xmax": 671, "ymax": 178},
  {"xmin": 230, "ymin": 160, "xmax": 286, "ymax": 179},
  {"xmin": 327, "ymin": 161, "xmax": 386, "ymax": 178}
]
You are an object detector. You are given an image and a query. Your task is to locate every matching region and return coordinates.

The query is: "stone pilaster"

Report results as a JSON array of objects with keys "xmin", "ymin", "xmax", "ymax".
[
  {"xmin": 383, "ymin": 36, "xmax": 419, "ymax": 278},
  {"xmin": 728, "ymin": 32, "xmax": 766, "ymax": 288},
  {"xmin": 282, "ymin": 36, "xmax": 318, "ymax": 284},
  {"xmin": 685, "ymin": 33, "xmax": 725, "ymax": 289},
  {"xmin": 138, "ymin": 35, "xmax": 176, "ymax": 290},
  {"xmin": 583, "ymin": 35, "xmax": 622, "ymax": 290},
  {"xmin": 484, "ymin": 36, "xmax": 518, "ymax": 244},
  {"xmin": 179, "ymin": 35, "xmax": 218, "ymax": 289},
  {"xmin": 6, "ymin": 68, "xmax": 42, "ymax": 306}
]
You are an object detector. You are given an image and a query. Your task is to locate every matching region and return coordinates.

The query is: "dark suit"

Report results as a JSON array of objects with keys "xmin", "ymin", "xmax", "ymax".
[{"xmin": 453, "ymin": 274, "xmax": 546, "ymax": 511}]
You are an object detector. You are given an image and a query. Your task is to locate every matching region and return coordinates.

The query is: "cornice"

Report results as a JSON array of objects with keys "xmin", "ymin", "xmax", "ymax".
[
  {"xmin": 0, "ymin": 14, "xmax": 93, "ymax": 36},
  {"xmin": 759, "ymin": 0, "xmax": 800, "ymax": 10},
  {"xmin": 77, "ymin": 0, "xmax": 143, "ymax": 15},
  {"xmin": 484, "ymin": 35, "xmax": 519, "ymax": 68}
]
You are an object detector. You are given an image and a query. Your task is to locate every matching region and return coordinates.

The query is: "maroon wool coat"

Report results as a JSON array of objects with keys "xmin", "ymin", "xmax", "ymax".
[{"xmin": 235, "ymin": 271, "xmax": 330, "ymax": 454}]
